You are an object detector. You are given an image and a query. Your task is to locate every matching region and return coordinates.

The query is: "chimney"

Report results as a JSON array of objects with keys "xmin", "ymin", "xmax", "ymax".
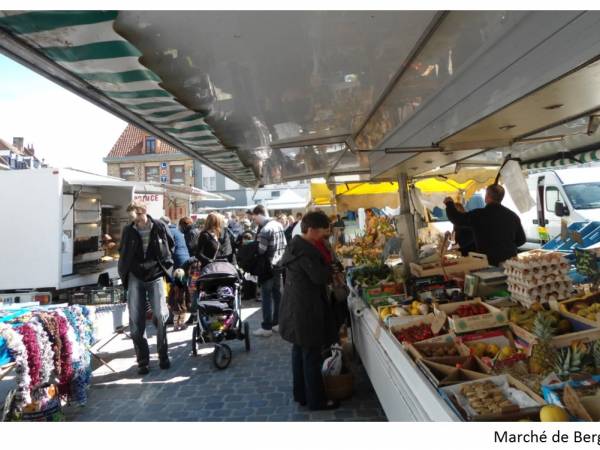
[
  {"xmin": 25, "ymin": 144, "xmax": 34, "ymax": 156},
  {"xmin": 13, "ymin": 137, "xmax": 24, "ymax": 151}
]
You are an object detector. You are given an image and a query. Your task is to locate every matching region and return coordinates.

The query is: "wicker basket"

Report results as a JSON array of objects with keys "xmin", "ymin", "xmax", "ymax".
[{"xmin": 323, "ymin": 373, "xmax": 354, "ymax": 401}]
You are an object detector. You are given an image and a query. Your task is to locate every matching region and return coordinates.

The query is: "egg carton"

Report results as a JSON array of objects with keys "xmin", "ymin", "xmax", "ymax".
[
  {"xmin": 508, "ymin": 282, "xmax": 571, "ymax": 299},
  {"xmin": 505, "ymin": 273, "xmax": 569, "ymax": 287},
  {"xmin": 504, "ymin": 263, "xmax": 570, "ymax": 279},
  {"xmin": 503, "ymin": 251, "xmax": 569, "ymax": 272},
  {"xmin": 510, "ymin": 290, "xmax": 570, "ymax": 306},
  {"xmin": 506, "ymin": 277, "xmax": 572, "ymax": 291}
]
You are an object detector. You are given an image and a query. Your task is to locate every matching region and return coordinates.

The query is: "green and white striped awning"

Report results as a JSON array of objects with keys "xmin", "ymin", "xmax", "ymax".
[
  {"xmin": 0, "ymin": 11, "xmax": 257, "ymax": 185},
  {"xmin": 523, "ymin": 148, "xmax": 600, "ymax": 171}
]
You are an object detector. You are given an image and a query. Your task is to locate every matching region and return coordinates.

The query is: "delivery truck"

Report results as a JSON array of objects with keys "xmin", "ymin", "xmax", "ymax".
[
  {"xmin": 0, "ymin": 167, "xmax": 135, "ymax": 300},
  {"xmin": 503, "ymin": 167, "xmax": 600, "ymax": 246}
]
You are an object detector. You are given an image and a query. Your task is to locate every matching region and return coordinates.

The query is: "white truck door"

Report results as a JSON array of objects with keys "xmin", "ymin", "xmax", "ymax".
[
  {"xmin": 61, "ymin": 194, "xmax": 74, "ymax": 276},
  {"xmin": 544, "ymin": 184, "xmax": 568, "ymax": 239}
]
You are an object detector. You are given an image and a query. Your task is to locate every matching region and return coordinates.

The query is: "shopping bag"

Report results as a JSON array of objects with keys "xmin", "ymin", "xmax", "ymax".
[{"xmin": 322, "ymin": 344, "xmax": 343, "ymax": 377}]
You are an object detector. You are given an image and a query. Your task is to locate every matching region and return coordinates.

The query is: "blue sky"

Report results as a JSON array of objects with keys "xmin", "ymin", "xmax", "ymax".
[{"xmin": 0, "ymin": 54, "xmax": 126, "ymax": 174}]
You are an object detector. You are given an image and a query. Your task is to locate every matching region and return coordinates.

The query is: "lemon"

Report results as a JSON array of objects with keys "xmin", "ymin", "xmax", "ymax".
[{"xmin": 540, "ymin": 405, "xmax": 569, "ymax": 422}]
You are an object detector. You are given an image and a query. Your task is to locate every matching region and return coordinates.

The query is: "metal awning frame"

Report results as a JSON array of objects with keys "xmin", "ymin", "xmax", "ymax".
[{"xmin": 0, "ymin": 26, "xmax": 253, "ymax": 188}]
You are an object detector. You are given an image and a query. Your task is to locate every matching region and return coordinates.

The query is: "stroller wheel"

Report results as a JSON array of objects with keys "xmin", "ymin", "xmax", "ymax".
[
  {"xmin": 213, "ymin": 344, "xmax": 232, "ymax": 370},
  {"xmin": 244, "ymin": 322, "xmax": 251, "ymax": 352},
  {"xmin": 191, "ymin": 326, "xmax": 198, "ymax": 356}
]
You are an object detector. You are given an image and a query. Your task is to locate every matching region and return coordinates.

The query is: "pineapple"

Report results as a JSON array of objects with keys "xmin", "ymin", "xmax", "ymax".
[
  {"xmin": 529, "ymin": 313, "xmax": 558, "ymax": 375},
  {"xmin": 553, "ymin": 345, "xmax": 585, "ymax": 379},
  {"xmin": 592, "ymin": 340, "xmax": 600, "ymax": 372}
]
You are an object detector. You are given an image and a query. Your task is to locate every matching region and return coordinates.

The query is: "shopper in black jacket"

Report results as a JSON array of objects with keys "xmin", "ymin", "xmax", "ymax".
[
  {"xmin": 195, "ymin": 213, "xmax": 222, "ymax": 266},
  {"xmin": 444, "ymin": 184, "xmax": 526, "ymax": 266},
  {"xmin": 118, "ymin": 201, "xmax": 174, "ymax": 375},
  {"xmin": 179, "ymin": 217, "xmax": 200, "ymax": 256},
  {"xmin": 279, "ymin": 211, "xmax": 339, "ymax": 411}
]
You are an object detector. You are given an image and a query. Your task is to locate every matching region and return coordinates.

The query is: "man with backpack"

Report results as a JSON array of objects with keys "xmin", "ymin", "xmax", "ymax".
[{"xmin": 248, "ymin": 205, "xmax": 287, "ymax": 337}]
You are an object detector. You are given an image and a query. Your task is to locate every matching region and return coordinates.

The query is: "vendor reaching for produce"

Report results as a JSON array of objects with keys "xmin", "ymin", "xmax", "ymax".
[{"xmin": 444, "ymin": 184, "xmax": 526, "ymax": 267}]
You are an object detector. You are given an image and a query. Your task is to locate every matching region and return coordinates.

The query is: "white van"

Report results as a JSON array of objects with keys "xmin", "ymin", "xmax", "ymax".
[{"xmin": 503, "ymin": 167, "xmax": 600, "ymax": 245}]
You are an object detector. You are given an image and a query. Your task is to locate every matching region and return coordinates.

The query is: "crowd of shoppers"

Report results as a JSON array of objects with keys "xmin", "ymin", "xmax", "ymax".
[{"xmin": 119, "ymin": 202, "xmax": 343, "ymax": 411}]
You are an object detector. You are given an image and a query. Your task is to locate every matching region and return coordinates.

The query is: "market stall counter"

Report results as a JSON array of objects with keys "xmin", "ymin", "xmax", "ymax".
[{"xmin": 348, "ymin": 290, "xmax": 460, "ymax": 421}]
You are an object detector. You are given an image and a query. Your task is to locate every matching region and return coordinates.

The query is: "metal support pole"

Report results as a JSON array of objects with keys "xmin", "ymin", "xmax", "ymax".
[{"xmin": 396, "ymin": 173, "xmax": 418, "ymax": 276}]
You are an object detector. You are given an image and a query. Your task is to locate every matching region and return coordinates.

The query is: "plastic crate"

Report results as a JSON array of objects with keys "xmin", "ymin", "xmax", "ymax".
[{"xmin": 543, "ymin": 221, "xmax": 600, "ymax": 253}]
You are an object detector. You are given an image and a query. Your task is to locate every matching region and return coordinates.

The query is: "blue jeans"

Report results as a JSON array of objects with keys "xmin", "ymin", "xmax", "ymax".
[
  {"xmin": 260, "ymin": 270, "xmax": 282, "ymax": 330},
  {"xmin": 127, "ymin": 273, "xmax": 169, "ymax": 366}
]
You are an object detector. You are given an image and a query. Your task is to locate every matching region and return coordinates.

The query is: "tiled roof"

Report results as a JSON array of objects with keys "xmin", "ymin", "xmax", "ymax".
[{"xmin": 107, "ymin": 124, "xmax": 181, "ymax": 158}]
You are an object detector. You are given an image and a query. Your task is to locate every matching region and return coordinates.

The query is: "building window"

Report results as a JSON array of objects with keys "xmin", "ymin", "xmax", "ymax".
[
  {"xmin": 120, "ymin": 167, "xmax": 137, "ymax": 181},
  {"xmin": 145, "ymin": 166, "xmax": 160, "ymax": 182},
  {"xmin": 145, "ymin": 136, "xmax": 156, "ymax": 154},
  {"xmin": 202, "ymin": 176, "xmax": 217, "ymax": 191},
  {"xmin": 224, "ymin": 177, "xmax": 239, "ymax": 190},
  {"xmin": 170, "ymin": 165, "xmax": 185, "ymax": 185}
]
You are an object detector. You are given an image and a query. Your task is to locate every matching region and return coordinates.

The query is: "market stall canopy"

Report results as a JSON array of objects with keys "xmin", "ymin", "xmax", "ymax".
[
  {"xmin": 61, "ymin": 167, "xmax": 136, "ymax": 188},
  {"xmin": 413, "ymin": 167, "xmax": 498, "ymax": 198},
  {"xmin": 310, "ymin": 181, "xmax": 400, "ymax": 210},
  {"xmin": 133, "ymin": 181, "xmax": 233, "ymax": 202},
  {"xmin": 4, "ymin": 12, "xmax": 600, "ymax": 187},
  {"xmin": 261, "ymin": 189, "xmax": 308, "ymax": 210}
]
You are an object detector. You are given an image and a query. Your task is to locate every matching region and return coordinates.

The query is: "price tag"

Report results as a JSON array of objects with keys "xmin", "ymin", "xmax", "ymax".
[
  {"xmin": 561, "ymin": 219, "xmax": 568, "ymax": 241},
  {"xmin": 549, "ymin": 299, "xmax": 559, "ymax": 312},
  {"xmin": 431, "ymin": 311, "xmax": 446, "ymax": 335}
]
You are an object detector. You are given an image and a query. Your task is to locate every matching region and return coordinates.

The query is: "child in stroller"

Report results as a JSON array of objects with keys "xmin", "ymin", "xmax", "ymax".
[{"xmin": 191, "ymin": 260, "xmax": 250, "ymax": 369}]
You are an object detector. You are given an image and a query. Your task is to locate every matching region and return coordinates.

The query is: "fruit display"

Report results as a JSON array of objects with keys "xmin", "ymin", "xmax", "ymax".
[
  {"xmin": 565, "ymin": 301, "xmax": 600, "ymax": 323},
  {"xmin": 467, "ymin": 342, "xmax": 510, "ymax": 359},
  {"xmin": 509, "ymin": 307, "xmax": 572, "ymax": 335},
  {"xmin": 350, "ymin": 264, "xmax": 392, "ymax": 288},
  {"xmin": 378, "ymin": 301, "xmax": 429, "ymax": 322},
  {"xmin": 504, "ymin": 250, "xmax": 572, "ymax": 307},
  {"xmin": 339, "ymin": 217, "xmax": 396, "ymax": 266},
  {"xmin": 459, "ymin": 380, "xmax": 517, "ymax": 416},
  {"xmin": 529, "ymin": 312, "xmax": 559, "ymax": 375},
  {"xmin": 414, "ymin": 342, "xmax": 461, "ymax": 358},
  {"xmin": 539, "ymin": 405, "xmax": 569, "ymax": 422},
  {"xmin": 455, "ymin": 303, "xmax": 489, "ymax": 318},
  {"xmin": 393, "ymin": 323, "xmax": 435, "ymax": 344}
]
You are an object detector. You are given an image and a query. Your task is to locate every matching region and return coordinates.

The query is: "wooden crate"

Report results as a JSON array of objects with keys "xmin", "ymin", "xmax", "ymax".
[
  {"xmin": 509, "ymin": 315, "xmax": 600, "ymax": 349},
  {"xmin": 410, "ymin": 252, "xmax": 489, "ymax": 278},
  {"xmin": 435, "ymin": 299, "xmax": 508, "ymax": 334}
]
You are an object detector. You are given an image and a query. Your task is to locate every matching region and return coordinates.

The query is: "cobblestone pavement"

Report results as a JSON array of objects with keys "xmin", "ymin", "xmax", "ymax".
[{"xmin": 63, "ymin": 301, "xmax": 387, "ymax": 422}]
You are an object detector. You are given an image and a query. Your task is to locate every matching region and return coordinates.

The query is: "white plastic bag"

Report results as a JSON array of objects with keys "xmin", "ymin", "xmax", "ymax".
[
  {"xmin": 322, "ymin": 344, "xmax": 343, "ymax": 376},
  {"xmin": 500, "ymin": 160, "xmax": 535, "ymax": 213}
]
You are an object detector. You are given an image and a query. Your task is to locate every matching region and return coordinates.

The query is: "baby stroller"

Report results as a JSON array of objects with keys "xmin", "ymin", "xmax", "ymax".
[{"xmin": 191, "ymin": 259, "xmax": 250, "ymax": 369}]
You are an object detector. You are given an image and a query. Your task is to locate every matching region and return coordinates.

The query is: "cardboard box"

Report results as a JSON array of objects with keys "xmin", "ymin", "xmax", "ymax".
[
  {"xmin": 390, "ymin": 312, "xmax": 447, "ymax": 345},
  {"xmin": 441, "ymin": 375, "xmax": 545, "ymax": 421},
  {"xmin": 405, "ymin": 338, "xmax": 468, "ymax": 361},
  {"xmin": 435, "ymin": 299, "xmax": 508, "ymax": 334},
  {"xmin": 554, "ymin": 292, "xmax": 600, "ymax": 328},
  {"xmin": 509, "ymin": 313, "xmax": 600, "ymax": 349},
  {"xmin": 563, "ymin": 383, "xmax": 600, "ymax": 421},
  {"xmin": 456, "ymin": 328, "xmax": 522, "ymax": 365},
  {"xmin": 417, "ymin": 358, "xmax": 489, "ymax": 387}
]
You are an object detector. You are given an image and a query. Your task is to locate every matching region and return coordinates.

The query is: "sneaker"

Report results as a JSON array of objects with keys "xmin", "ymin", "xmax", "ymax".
[
  {"xmin": 138, "ymin": 365, "xmax": 149, "ymax": 375},
  {"xmin": 252, "ymin": 328, "xmax": 273, "ymax": 337},
  {"xmin": 159, "ymin": 359, "xmax": 171, "ymax": 370},
  {"xmin": 272, "ymin": 325, "xmax": 280, "ymax": 333}
]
